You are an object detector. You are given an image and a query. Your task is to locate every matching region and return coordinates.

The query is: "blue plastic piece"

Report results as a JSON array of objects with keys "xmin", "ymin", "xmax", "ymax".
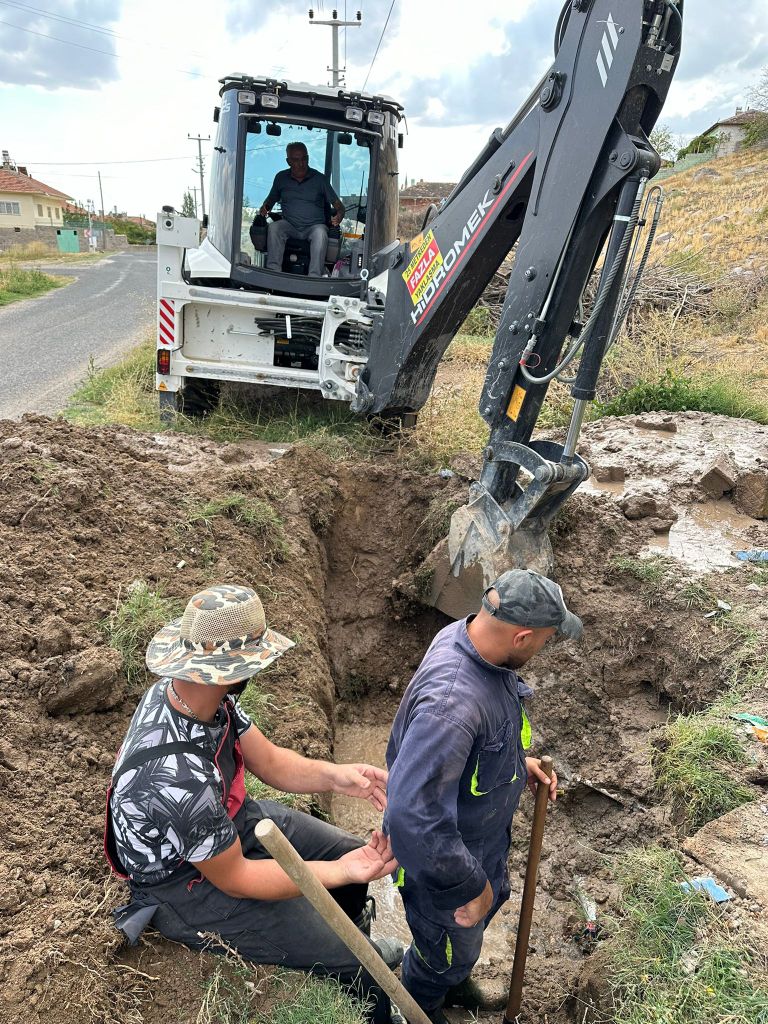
[{"xmin": 680, "ymin": 877, "xmax": 731, "ymax": 903}]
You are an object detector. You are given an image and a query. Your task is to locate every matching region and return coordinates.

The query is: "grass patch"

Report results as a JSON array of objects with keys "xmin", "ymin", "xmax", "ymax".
[
  {"xmin": 98, "ymin": 580, "xmax": 182, "ymax": 687},
  {"xmin": 187, "ymin": 494, "xmax": 289, "ymax": 560},
  {"xmin": 608, "ymin": 555, "xmax": 675, "ymax": 605},
  {"xmin": 653, "ymin": 717, "xmax": 753, "ymax": 831},
  {"xmin": 256, "ymin": 971, "xmax": 368, "ymax": 1024},
  {"xmin": 596, "ymin": 369, "xmax": 768, "ymax": 424},
  {"xmin": 238, "ymin": 679, "xmax": 277, "ymax": 735},
  {"xmin": 0, "ymin": 265, "xmax": 67, "ymax": 306},
  {"xmin": 607, "ymin": 846, "xmax": 768, "ymax": 1024},
  {"xmin": 66, "ymin": 343, "xmax": 157, "ymax": 428}
]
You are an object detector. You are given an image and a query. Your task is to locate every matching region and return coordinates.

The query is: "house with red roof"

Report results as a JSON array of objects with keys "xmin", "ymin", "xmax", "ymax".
[{"xmin": 0, "ymin": 151, "xmax": 75, "ymax": 251}]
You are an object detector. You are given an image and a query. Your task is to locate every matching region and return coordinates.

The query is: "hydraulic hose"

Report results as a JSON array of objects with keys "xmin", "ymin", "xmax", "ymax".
[{"xmin": 518, "ymin": 178, "xmax": 647, "ymax": 387}]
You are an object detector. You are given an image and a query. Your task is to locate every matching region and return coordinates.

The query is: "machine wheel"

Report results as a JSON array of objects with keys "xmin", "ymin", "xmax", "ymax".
[
  {"xmin": 369, "ymin": 411, "xmax": 418, "ymax": 435},
  {"xmin": 177, "ymin": 378, "xmax": 222, "ymax": 419}
]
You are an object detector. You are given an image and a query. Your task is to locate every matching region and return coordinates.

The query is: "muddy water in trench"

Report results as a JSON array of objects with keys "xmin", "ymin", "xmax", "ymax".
[{"xmin": 331, "ymin": 721, "xmax": 517, "ymax": 968}]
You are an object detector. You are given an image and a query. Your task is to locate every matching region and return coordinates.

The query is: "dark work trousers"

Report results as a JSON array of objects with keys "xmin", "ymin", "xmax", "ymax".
[
  {"xmin": 130, "ymin": 799, "xmax": 392, "ymax": 1023},
  {"xmin": 400, "ymin": 845, "xmax": 511, "ymax": 1013}
]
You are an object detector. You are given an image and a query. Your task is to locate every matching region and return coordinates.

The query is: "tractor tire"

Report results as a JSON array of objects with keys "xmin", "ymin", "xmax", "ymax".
[{"xmin": 177, "ymin": 378, "xmax": 222, "ymax": 419}]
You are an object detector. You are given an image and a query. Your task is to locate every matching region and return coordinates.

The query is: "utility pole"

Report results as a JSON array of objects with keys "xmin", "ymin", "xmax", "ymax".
[
  {"xmin": 309, "ymin": 7, "xmax": 361, "ymax": 87},
  {"xmin": 188, "ymin": 134, "xmax": 210, "ymax": 219},
  {"xmin": 190, "ymin": 185, "xmax": 199, "ymax": 217},
  {"xmin": 97, "ymin": 170, "xmax": 106, "ymax": 252}
]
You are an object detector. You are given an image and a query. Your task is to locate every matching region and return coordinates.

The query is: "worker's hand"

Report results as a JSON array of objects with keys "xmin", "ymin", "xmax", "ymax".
[
  {"xmin": 331, "ymin": 211, "xmax": 343, "ymax": 227},
  {"xmin": 258, "ymin": 205, "xmax": 269, "ymax": 218},
  {"xmin": 454, "ymin": 880, "xmax": 493, "ymax": 928},
  {"xmin": 331, "ymin": 763, "xmax": 388, "ymax": 811},
  {"xmin": 526, "ymin": 757, "xmax": 558, "ymax": 802},
  {"xmin": 339, "ymin": 830, "xmax": 398, "ymax": 884}
]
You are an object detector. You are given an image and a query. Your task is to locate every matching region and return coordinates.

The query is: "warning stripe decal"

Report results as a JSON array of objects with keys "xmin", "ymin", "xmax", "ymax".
[{"xmin": 158, "ymin": 298, "xmax": 175, "ymax": 346}]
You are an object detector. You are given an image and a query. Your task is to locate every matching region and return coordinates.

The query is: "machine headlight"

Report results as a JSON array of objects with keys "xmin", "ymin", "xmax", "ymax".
[
  {"xmin": 367, "ymin": 110, "xmax": 385, "ymax": 125},
  {"xmin": 345, "ymin": 106, "xmax": 364, "ymax": 123},
  {"xmin": 261, "ymin": 93, "xmax": 280, "ymax": 109},
  {"xmin": 238, "ymin": 90, "xmax": 256, "ymax": 105}
]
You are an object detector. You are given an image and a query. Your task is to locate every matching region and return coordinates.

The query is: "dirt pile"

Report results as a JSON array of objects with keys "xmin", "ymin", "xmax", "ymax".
[{"xmin": 0, "ymin": 411, "xmax": 766, "ymax": 1024}]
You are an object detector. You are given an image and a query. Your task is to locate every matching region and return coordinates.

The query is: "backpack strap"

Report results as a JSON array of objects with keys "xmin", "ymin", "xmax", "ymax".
[{"xmin": 113, "ymin": 742, "xmax": 215, "ymax": 783}]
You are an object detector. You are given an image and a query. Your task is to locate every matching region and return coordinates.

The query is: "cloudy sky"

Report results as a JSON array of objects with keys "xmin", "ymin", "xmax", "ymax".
[{"xmin": 0, "ymin": 0, "xmax": 765, "ymax": 216}]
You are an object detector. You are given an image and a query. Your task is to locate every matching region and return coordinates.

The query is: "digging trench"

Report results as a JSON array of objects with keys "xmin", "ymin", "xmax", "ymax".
[
  {"xmin": 1, "ymin": 413, "xmax": 765, "ymax": 1024},
  {"xmin": 292, "ymin": 413, "xmax": 768, "ymax": 1023}
]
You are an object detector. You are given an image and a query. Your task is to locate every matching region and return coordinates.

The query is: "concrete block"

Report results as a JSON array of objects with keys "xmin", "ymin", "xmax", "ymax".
[{"xmin": 735, "ymin": 471, "xmax": 768, "ymax": 519}]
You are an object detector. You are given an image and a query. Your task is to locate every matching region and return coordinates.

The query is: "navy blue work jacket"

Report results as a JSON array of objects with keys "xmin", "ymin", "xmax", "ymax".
[{"xmin": 384, "ymin": 618, "xmax": 532, "ymax": 912}]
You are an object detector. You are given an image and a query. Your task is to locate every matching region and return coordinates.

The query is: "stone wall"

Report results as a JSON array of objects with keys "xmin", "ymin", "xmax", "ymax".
[{"xmin": 0, "ymin": 225, "xmax": 127, "ymax": 254}]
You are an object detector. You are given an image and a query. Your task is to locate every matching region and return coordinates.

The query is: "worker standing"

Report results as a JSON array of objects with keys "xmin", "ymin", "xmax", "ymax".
[
  {"xmin": 105, "ymin": 584, "xmax": 403, "ymax": 1024},
  {"xmin": 384, "ymin": 570, "xmax": 582, "ymax": 1023}
]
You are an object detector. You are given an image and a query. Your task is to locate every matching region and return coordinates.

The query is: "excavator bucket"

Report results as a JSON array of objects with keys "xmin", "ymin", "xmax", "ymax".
[{"xmin": 416, "ymin": 442, "xmax": 589, "ymax": 619}]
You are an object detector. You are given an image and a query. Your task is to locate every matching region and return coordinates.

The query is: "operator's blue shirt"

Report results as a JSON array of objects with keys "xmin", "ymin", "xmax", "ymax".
[
  {"xmin": 384, "ymin": 618, "xmax": 532, "ymax": 912},
  {"xmin": 265, "ymin": 167, "xmax": 340, "ymax": 232}
]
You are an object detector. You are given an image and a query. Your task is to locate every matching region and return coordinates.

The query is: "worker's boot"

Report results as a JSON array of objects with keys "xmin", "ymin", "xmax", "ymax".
[
  {"xmin": 356, "ymin": 896, "xmax": 404, "ymax": 970},
  {"xmin": 444, "ymin": 976, "xmax": 483, "ymax": 1009},
  {"xmin": 426, "ymin": 1008, "xmax": 450, "ymax": 1024}
]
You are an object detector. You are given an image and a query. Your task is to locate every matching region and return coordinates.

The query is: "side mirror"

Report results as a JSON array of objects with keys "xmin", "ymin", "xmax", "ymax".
[
  {"xmin": 213, "ymin": 106, "xmax": 220, "ymax": 123},
  {"xmin": 398, "ymin": 133, "xmax": 404, "ymax": 149},
  {"xmin": 338, "ymin": 132, "xmax": 353, "ymax": 145},
  {"xmin": 266, "ymin": 123, "xmax": 282, "ymax": 137},
  {"xmin": 162, "ymin": 205, "xmax": 175, "ymax": 214},
  {"xmin": 202, "ymin": 214, "xmax": 209, "ymax": 229}
]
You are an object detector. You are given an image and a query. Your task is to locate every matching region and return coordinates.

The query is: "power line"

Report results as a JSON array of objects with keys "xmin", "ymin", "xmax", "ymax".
[
  {"xmin": 0, "ymin": 17, "xmax": 209, "ymax": 78},
  {"xmin": 361, "ymin": 0, "xmax": 396, "ymax": 92},
  {"xmin": 0, "ymin": 0, "xmax": 210, "ymax": 58},
  {"xmin": 27, "ymin": 156, "xmax": 191, "ymax": 165}
]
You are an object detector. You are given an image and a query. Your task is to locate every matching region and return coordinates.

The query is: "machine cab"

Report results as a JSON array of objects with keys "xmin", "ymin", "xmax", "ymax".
[{"xmin": 194, "ymin": 75, "xmax": 403, "ymax": 299}]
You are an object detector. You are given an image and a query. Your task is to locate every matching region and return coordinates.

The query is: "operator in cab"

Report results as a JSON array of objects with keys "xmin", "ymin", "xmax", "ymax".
[
  {"xmin": 258, "ymin": 141, "xmax": 345, "ymax": 276},
  {"xmin": 105, "ymin": 584, "xmax": 404, "ymax": 1024}
]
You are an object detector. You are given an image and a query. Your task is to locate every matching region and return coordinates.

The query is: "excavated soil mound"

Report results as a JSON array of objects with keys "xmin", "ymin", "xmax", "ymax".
[{"xmin": 0, "ymin": 412, "xmax": 766, "ymax": 1024}]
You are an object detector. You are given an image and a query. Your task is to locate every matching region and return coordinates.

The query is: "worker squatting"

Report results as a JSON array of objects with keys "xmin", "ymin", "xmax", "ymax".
[{"xmin": 105, "ymin": 572, "xmax": 578, "ymax": 1024}]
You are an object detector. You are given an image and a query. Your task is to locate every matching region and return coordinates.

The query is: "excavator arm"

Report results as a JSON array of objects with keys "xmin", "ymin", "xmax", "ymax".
[{"xmin": 355, "ymin": 0, "xmax": 683, "ymax": 616}]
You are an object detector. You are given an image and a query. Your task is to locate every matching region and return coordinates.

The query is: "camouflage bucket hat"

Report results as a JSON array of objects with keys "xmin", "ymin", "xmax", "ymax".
[{"xmin": 146, "ymin": 584, "xmax": 295, "ymax": 686}]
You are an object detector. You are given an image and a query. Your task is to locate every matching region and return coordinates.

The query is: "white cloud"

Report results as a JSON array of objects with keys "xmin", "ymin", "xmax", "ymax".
[{"xmin": 0, "ymin": 0, "xmax": 765, "ymax": 214}]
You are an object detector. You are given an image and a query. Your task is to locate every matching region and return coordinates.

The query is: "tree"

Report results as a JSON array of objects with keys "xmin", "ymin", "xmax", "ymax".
[
  {"xmin": 180, "ymin": 190, "xmax": 197, "ymax": 218},
  {"xmin": 650, "ymin": 123, "xmax": 676, "ymax": 161},
  {"xmin": 745, "ymin": 66, "xmax": 768, "ymax": 146}
]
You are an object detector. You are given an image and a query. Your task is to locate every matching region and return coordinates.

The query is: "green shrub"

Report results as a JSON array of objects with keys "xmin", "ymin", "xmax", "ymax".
[{"xmin": 596, "ymin": 370, "xmax": 768, "ymax": 424}]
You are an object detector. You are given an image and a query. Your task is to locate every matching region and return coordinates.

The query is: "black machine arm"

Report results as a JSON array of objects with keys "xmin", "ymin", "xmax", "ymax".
[{"xmin": 356, "ymin": 0, "xmax": 682, "ymax": 543}]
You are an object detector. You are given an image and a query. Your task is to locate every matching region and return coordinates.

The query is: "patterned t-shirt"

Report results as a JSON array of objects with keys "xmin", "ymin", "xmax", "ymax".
[{"xmin": 109, "ymin": 679, "xmax": 253, "ymax": 884}]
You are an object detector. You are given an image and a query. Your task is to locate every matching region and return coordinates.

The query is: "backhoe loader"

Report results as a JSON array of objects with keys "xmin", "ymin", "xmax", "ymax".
[{"xmin": 156, "ymin": 0, "xmax": 683, "ymax": 616}]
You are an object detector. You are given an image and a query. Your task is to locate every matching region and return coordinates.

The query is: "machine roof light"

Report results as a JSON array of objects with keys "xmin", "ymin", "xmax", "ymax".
[
  {"xmin": 367, "ymin": 110, "xmax": 385, "ymax": 125},
  {"xmin": 261, "ymin": 93, "xmax": 280, "ymax": 109},
  {"xmin": 238, "ymin": 90, "xmax": 256, "ymax": 105},
  {"xmin": 345, "ymin": 106, "xmax": 364, "ymax": 123}
]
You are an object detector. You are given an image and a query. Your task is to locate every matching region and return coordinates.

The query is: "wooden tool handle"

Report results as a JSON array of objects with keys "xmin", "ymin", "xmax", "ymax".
[
  {"xmin": 254, "ymin": 818, "xmax": 432, "ymax": 1024},
  {"xmin": 503, "ymin": 756, "xmax": 554, "ymax": 1023}
]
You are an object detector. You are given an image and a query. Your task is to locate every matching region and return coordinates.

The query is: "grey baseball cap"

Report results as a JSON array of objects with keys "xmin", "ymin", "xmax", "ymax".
[{"xmin": 482, "ymin": 569, "xmax": 583, "ymax": 640}]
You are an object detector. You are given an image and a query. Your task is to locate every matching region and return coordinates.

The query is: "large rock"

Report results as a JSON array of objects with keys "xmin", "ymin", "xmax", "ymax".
[
  {"xmin": 698, "ymin": 454, "xmax": 738, "ymax": 497},
  {"xmin": 735, "ymin": 472, "xmax": 768, "ymax": 519},
  {"xmin": 39, "ymin": 647, "xmax": 125, "ymax": 715}
]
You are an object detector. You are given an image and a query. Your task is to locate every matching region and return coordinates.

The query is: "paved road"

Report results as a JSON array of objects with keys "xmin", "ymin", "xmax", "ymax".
[{"xmin": 0, "ymin": 251, "xmax": 156, "ymax": 419}]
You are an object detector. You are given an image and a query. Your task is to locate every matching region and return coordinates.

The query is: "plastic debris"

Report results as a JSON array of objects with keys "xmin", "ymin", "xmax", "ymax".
[
  {"xmin": 704, "ymin": 599, "xmax": 732, "ymax": 619},
  {"xmin": 730, "ymin": 713, "xmax": 768, "ymax": 727},
  {"xmin": 680, "ymin": 876, "xmax": 731, "ymax": 903},
  {"xmin": 730, "ymin": 713, "xmax": 768, "ymax": 744},
  {"xmin": 572, "ymin": 875, "xmax": 598, "ymax": 932},
  {"xmin": 735, "ymin": 550, "xmax": 768, "ymax": 562},
  {"xmin": 438, "ymin": 469, "xmax": 455, "ymax": 479}
]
